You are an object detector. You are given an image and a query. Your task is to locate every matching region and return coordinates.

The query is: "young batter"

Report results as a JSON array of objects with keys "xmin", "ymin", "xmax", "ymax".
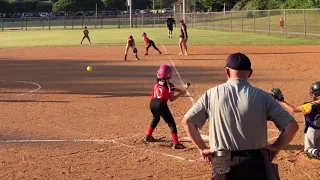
[
  {"xmin": 81, "ymin": 26, "xmax": 91, "ymax": 44},
  {"xmin": 124, "ymin": 35, "xmax": 139, "ymax": 61},
  {"xmin": 273, "ymin": 81, "xmax": 320, "ymax": 159},
  {"xmin": 142, "ymin": 32, "xmax": 162, "ymax": 56},
  {"xmin": 145, "ymin": 65, "xmax": 186, "ymax": 149}
]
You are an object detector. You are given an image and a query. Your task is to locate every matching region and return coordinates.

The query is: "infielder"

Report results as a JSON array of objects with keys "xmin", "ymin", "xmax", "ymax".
[
  {"xmin": 270, "ymin": 81, "xmax": 320, "ymax": 159},
  {"xmin": 142, "ymin": 32, "xmax": 162, "ymax": 56},
  {"xmin": 81, "ymin": 26, "xmax": 91, "ymax": 44},
  {"xmin": 178, "ymin": 20, "xmax": 188, "ymax": 55},
  {"xmin": 144, "ymin": 65, "xmax": 187, "ymax": 149},
  {"xmin": 124, "ymin": 35, "xmax": 139, "ymax": 61}
]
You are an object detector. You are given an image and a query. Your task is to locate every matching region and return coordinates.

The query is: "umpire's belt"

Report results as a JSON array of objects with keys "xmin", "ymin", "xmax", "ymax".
[{"xmin": 213, "ymin": 149, "xmax": 265, "ymax": 158}]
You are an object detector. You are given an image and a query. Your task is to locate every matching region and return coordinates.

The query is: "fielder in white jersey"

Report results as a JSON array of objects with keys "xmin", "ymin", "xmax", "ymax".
[{"xmin": 124, "ymin": 35, "xmax": 139, "ymax": 61}]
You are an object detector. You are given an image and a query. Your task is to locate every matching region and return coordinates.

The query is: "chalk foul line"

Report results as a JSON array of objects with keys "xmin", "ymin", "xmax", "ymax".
[
  {"xmin": 0, "ymin": 138, "xmax": 196, "ymax": 162},
  {"xmin": 161, "ymin": 44, "xmax": 195, "ymax": 104}
]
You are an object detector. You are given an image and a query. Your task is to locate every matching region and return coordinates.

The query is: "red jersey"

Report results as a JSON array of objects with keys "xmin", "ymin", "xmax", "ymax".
[
  {"xmin": 280, "ymin": 20, "xmax": 284, "ymax": 27},
  {"xmin": 151, "ymin": 79, "xmax": 175, "ymax": 102},
  {"xmin": 143, "ymin": 36, "xmax": 151, "ymax": 45}
]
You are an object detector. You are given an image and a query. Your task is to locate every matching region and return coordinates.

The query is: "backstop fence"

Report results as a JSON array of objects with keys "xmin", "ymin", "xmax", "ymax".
[{"xmin": 1, "ymin": 9, "xmax": 320, "ymax": 37}]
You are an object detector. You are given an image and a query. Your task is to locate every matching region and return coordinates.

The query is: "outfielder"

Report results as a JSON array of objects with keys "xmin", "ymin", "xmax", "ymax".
[
  {"xmin": 144, "ymin": 65, "xmax": 188, "ymax": 149},
  {"xmin": 270, "ymin": 81, "xmax": 320, "ymax": 159},
  {"xmin": 166, "ymin": 15, "xmax": 176, "ymax": 38},
  {"xmin": 81, "ymin": 26, "xmax": 91, "ymax": 44},
  {"xmin": 124, "ymin": 35, "xmax": 139, "ymax": 61},
  {"xmin": 142, "ymin": 32, "xmax": 162, "ymax": 56}
]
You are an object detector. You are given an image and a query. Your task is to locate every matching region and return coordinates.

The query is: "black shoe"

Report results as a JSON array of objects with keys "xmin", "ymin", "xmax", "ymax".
[
  {"xmin": 172, "ymin": 143, "xmax": 186, "ymax": 149},
  {"xmin": 144, "ymin": 136, "xmax": 155, "ymax": 142}
]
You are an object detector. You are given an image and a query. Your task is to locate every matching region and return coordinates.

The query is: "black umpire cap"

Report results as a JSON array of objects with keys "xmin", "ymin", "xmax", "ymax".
[{"xmin": 226, "ymin": 52, "xmax": 251, "ymax": 71}]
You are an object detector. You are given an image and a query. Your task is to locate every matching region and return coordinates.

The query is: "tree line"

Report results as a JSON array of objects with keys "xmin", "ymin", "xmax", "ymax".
[{"xmin": 0, "ymin": 0, "xmax": 319, "ymax": 14}]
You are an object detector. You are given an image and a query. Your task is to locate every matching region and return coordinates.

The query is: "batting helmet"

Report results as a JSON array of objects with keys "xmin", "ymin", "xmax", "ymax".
[
  {"xmin": 129, "ymin": 35, "xmax": 133, "ymax": 39},
  {"xmin": 157, "ymin": 65, "xmax": 172, "ymax": 79},
  {"xmin": 142, "ymin": 32, "xmax": 146, "ymax": 37},
  {"xmin": 310, "ymin": 81, "xmax": 320, "ymax": 97}
]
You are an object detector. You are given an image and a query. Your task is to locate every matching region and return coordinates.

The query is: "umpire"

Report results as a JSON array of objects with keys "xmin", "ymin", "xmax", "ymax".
[{"xmin": 182, "ymin": 52, "xmax": 299, "ymax": 180}]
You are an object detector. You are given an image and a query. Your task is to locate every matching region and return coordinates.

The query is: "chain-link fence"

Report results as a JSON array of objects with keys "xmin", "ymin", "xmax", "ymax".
[
  {"xmin": 0, "ymin": 13, "xmax": 170, "ymax": 31},
  {"xmin": 175, "ymin": 9, "xmax": 320, "ymax": 37},
  {"xmin": 2, "ymin": 9, "xmax": 320, "ymax": 37}
]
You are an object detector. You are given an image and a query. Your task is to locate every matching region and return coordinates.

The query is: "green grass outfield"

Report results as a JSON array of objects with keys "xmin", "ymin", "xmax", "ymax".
[{"xmin": 1, "ymin": 28, "xmax": 320, "ymax": 48}]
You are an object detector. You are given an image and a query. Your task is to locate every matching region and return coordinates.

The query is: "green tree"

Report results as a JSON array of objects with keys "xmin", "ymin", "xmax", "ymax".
[
  {"xmin": 53, "ymin": 0, "xmax": 104, "ymax": 12},
  {"xmin": 0, "ymin": 0, "xmax": 11, "ymax": 13},
  {"xmin": 37, "ymin": 1, "xmax": 53, "ymax": 12},
  {"xmin": 132, "ymin": 0, "xmax": 151, "ymax": 9},
  {"xmin": 153, "ymin": 0, "xmax": 173, "ymax": 9},
  {"xmin": 199, "ymin": 0, "xmax": 235, "ymax": 11},
  {"xmin": 102, "ymin": 0, "xmax": 126, "ymax": 10}
]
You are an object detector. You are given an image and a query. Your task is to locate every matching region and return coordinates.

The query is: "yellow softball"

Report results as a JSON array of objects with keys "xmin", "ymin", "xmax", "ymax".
[{"xmin": 87, "ymin": 66, "xmax": 92, "ymax": 71}]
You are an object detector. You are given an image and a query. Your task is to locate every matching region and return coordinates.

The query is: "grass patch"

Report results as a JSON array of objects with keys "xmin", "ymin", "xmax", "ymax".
[{"xmin": 1, "ymin": 28, "xmax": 320, "ymax": 48}]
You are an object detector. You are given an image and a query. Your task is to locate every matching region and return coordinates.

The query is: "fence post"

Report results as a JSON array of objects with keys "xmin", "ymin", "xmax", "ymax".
[
  {"xmin": 268, "ymin": 10, "xmax": 270, "ymax": 35},
  {"xmin": 135, "ymin": 14, "xmax": 138, "ymax": 28},
  {"xmin": 95, "ymin": 16, "xmax": 97, "ymax": 29},
  {"xmin": 221, "ymin": 12, "xmax": 223, "ymax": 30},
  {"xmin": 204, "ymin": 13, "xmax": 206, "ymax": 30},
  {"xmin": 1, "ymin": 18, "xmax": 3, "ymax": 31},
  {"xmin": 230, "ymin": 11, "xmax": 232, "ymax": 32},
  {"xmin": 212, "ymin": 13, "xmax": 214, "ymax": 30},
  {"xmin": 284, "ymin": 10, "xmax": 287, "ymax": 36},
  {"xmin": 303, "ymin": 9, "xmax": 306, "ymax": 37},
  {"xmin": 118, "ymin": 15, "xmax": 120, "ymax": 29},
  {"xmin": 71, "ymin": 17, "xmax": 74, "ymax": 30},
  {"xmin": 253, "ymin": 10, "xmax": 255, "ymax": 33},
  {"xmin": 42, "ymin": 18, "xmax": 44, "ymax": 29},
  {"xmin": 48, "ymin": 17, "xmax": 51, "ymax": 30},
  {"xmin": 241, "ymin": 11, "xmax": 243, "ymax": 32},
  {"xmin": 100, "ymin": 16, "xmax": 103, "ymax": 28},
  {"xmin": 64, "ymin": 16, "xmax": 66, "ymax": 29},
  {"xmin": 81, "ymin": 17, "xmax": 84, "ymax": 28},
  {"xmin": 142, "ymin": 13, "xmax": 144, "ymax": 27},
  {"xmin": 21, "ymin": 18, "xmax": 23, "ymax": 30},
  {"xmin": 25, "ymin": 18, "xmax": 27, "ymax": 31}
]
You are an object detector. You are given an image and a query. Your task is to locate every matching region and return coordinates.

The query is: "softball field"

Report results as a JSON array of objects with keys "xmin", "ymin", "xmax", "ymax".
[{"xmin": 0, "ymin": 29, "xmax": 320, "ymax": 180}]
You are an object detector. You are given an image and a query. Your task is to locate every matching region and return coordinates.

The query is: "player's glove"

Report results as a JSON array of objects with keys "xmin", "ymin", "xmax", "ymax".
[
  {"xmin": 133, "ymin": 48, "xmax": 137, "ymax": 53},
  {"xmin": 269, "ymin": 88, "xmax": 284, "ymax": 102}
]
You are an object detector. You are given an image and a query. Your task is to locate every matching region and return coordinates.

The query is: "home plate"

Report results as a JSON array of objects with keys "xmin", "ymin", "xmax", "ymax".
[{"xmin": 182, "ymin": 134, "xmax": 210, "ymax": 143}]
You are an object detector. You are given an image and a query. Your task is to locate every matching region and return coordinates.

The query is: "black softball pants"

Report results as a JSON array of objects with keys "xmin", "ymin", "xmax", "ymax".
[
  {"xmin": 146, "ymin": 41, "xmax": 160, "ymax": 51},
  {"xmin": 149, "ymin": 100, "xmax": 177, "ymax": 133}
]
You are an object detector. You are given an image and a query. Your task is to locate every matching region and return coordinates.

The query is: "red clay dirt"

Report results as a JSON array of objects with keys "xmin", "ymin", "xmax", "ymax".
[{"xmin": 0, "ymin": 45, "xmax": 320, "ymax": 180}]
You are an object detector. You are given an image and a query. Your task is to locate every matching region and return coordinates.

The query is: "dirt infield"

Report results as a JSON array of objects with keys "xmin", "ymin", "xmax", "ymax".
[{"xmin": 1, "ymin": 45, "xmax": 320, "ymax": 180}]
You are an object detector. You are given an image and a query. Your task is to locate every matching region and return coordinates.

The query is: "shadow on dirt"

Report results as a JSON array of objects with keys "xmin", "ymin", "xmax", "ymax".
[
  {"xmin": 0, "ymin": 99, "xmax": 71, "ymax": 103},
  {"xmin": 0, "ymin": 59, "xmax": 290, "ymax": 98}
]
